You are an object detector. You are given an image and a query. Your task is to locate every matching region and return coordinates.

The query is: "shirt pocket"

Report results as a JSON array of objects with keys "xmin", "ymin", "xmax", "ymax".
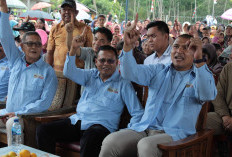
[
  {"xmin": 27, "ymin": 77, "xmax": 44, "ymax": 94},
  {"xmin": 183, "ymin": 87, "xmax": 195, "ymax": 98},
  {"xmin": 102, "ymin": 90, "xmax": 121, "ymax": 106}
]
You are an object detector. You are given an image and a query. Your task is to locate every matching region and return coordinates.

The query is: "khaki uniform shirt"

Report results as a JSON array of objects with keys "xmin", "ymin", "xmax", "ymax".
[{"xmin": 47, "ymin": 20, "xmax": 93, "ymax": 71}]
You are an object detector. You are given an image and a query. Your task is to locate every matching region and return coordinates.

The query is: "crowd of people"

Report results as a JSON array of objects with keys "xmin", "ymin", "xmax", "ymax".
[{"xmin": 0, "ymin": 0, "xmax": 232, "ymax": 156}]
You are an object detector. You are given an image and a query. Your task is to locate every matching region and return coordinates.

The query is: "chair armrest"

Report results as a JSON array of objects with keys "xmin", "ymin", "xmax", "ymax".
[
  {"xmin": 34, "ymin": 112, "xmax": 76, "ymax": 123},
  {"xmin": 18, "ymin": 106, "xmax": 76, "ymax": 119},
  {"xmin": 158, "ymin": 129, "xmax": 214, "ymax": 150}
]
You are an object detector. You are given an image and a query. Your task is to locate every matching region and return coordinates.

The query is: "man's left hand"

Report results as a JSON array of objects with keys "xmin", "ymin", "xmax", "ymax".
[{"xmin": 5, "ymin": 112, "xmax": 15, "ymax": 118}]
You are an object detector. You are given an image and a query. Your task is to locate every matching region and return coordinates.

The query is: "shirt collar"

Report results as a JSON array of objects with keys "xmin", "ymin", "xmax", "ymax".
[
  {"xmin": 94, "ymin": 68, "xmax": 120, "ymax": 82},
  {"xmin": 168, "ymin": 63, "xmax": 195, "ymax": 77},
  {"xmin": 154, "ymin": 45, "xmax": 172, "ymax": 58},
  {"xmin": 21, "ymin": 54, "xmax": 44, "ymax": 67}
]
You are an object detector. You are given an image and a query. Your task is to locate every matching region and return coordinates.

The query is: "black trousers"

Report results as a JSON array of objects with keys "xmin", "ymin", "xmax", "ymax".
[{"xmin": 36, "ymin": 118, "xmax": 110, "ymax": 157}]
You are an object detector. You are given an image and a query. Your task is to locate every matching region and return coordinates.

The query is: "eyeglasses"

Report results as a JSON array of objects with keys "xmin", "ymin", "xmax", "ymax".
[
  {"xmin": 23, "ymin": 42, "xmax": 42, "ymax": 48},
  {"xmin": 98, "ymin": 58, "xmax": 115, "ymax": 64}
]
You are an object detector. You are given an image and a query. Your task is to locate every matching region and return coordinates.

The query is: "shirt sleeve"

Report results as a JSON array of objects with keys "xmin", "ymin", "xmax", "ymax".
[
  {"xmin": 212, "ymin": 64, "xmax": 230, "ymax": 117},
  {"xmin": 194, "ymin": 64, "xmax": 217, "ymax": 101},
  {"xmin": 121, "ymin": 81, "xmax": 144, "ymax": 127},
  {"xmin": 46, "ymin": 26, "xmax": 56, "ymax": 51},
  {"xmin": 79, "ymin": 47, "xmax": 88, "ymax": 61},
  {"xmin": 84, "ymin": 26, "xmax": 93, "ymax": 47},
  {"xmin": 0, "ymin": 12, "xmax": 22, "ymax": 66},
  {"xmin": 15, "ymin": 68, "xmax": 58, "ymax": 115},
  {"xmin": 120, "ymin": 49, "xmax": 159, "ymax": 86},
  {"xmin": 63, "ymin": 53, "xmax": 92, "ymax": 86}
]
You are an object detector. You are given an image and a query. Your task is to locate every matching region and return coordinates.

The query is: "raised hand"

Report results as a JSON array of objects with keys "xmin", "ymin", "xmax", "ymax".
[
  {"xmin": 71, "ymin": 26, "xmax": 87, "ymax": 49},
  {"xmin": 123, "ymin": 13, "xmax": 140, "ymax": 52},
  {"xmin": 69, "ymin": 26, "xmax": 87, "ymax": 56},
  {"xmin": 65, "ymin": 13, "xmax": 75, "ymax": 33},
  {"xmin": 188, "ymin": 37, "xmax": 203, "ymax": 60}
]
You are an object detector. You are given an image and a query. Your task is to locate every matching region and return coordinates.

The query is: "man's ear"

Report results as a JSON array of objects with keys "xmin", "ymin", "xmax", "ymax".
[
  {"xmin": 59, "ymin": 9, "xmax": 61, "ymax": 14},
  {"xmin": 20, "ymin": 43, "xmax": 25, "ymax": 52}
]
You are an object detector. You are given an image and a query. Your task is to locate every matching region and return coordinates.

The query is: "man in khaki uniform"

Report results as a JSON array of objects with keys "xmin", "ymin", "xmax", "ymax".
[{"xmin": 46, "ymin": 0, "xmax": 93, "ymax": 107}]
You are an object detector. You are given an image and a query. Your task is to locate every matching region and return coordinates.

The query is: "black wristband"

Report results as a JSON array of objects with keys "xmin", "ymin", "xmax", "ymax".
[{"xmin": 193, "ymin": 58, "xmax": 206, "ymax": 63}]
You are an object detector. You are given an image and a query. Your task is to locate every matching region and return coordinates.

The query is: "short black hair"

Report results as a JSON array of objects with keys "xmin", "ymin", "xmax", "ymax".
[
  {"xmin": 94, "ymin": 27, "xmax": 113, "ymax": 42},
  {"xmin": 98, "ymin": 14, "xmax": 106, "ymax": 19},
  {"xmin": 177, "ymin": 34, "xmax": 193, "ymax": 40},
  {"xmin": 116, "ymin": 41, "xmax": 124, "ymax": 51},
  {"xmin": 22, "ymin": 31, "xmax": 41, "ymax": 43},
  {"xmin": 146, "ymin": 21, "xmax": 169, "ymax": 34},
  {"xmin": 97, "ymin": 45, "xmax": 118, "ymax": 59}
]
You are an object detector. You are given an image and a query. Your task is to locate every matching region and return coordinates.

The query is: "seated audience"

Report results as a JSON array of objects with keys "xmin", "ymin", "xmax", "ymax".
[
  {"xmin": 36, "ymin": 45, "xmax": 144, "ymax": 157},
  {"xmin": 99, "ymin": 15, "xmax": 217, "ymax": 157}
]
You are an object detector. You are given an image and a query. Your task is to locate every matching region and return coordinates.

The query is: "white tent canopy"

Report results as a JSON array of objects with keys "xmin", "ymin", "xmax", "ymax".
[{"xmin": 6, "ymin": 0, "xmax": 27, "ymax": 9}]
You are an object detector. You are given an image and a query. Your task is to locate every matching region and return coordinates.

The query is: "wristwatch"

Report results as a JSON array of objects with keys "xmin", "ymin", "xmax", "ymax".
[{"xmin": 193, "ymin": 58, "xmax": 206, "ymax": 63}]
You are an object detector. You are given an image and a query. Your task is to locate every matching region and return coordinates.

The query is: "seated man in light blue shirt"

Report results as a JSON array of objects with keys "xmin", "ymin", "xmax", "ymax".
[
  {"xmin": 0, "ymin": 42, "xmax": 10, "ymax": 103},
  {"xmin": 0, "ymin": 0, "xmax": 58, "ymax": 145},
  {"xmin": 99, "ymin": 15, "xmax": 217, "ymax": 157},
  {"xmin": 36, "ymin": 45, "xmax": 144, "ymax": 157}
]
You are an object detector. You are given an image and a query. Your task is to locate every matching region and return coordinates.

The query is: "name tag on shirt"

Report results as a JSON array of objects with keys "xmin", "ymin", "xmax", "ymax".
[
  {"xmin": 107, "ymin": 87, "xmax": 118, "ymax": 94},
  {"xmin": 34, "ymin": 74, "xmax": 44, "ymax": 79},
  {"xmin": 0, "ymin": 66, "xmax": 9, "ymax": 71},
  {"xmin": 186, "ymin": 83, "xmax": 193, "ymax": 88}
]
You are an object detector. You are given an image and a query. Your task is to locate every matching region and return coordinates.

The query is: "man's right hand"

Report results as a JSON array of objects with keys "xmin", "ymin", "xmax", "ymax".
[
  {"xmin": 123, "ymin": 13, "xmax": 140, "ymax": 52},
  {"xmin": 222, "ymin": 115, "xmax": 232, "ymax": 131},
  {"xmin": 69, "ymin": 27, "xmax": 87, "ymax": 56},
  {"xmin": 65, "ymin": 13, "xmax": 74, "ymax": 33},
  {"xmin": 0, "ymin": 0, "xmax": 8, "ymax": 13}
]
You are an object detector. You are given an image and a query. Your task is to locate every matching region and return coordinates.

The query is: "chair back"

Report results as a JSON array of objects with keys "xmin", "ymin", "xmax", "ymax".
[{"xmin": 195, "ymin": 102, "xmax": 209, "ymax": 132}]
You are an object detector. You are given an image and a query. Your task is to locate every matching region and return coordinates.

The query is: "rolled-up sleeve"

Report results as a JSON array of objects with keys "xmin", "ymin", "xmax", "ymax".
[{"xmin": 194, "ymin": 64, "xmax": 217, "ymax": 101}]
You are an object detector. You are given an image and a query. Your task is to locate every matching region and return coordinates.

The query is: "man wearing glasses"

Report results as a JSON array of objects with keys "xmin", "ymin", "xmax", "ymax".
[
  {"xmin": 0, "ymin": 0, "xmax": 58, "ymax": 145},
  {"xmin": 36, "ymin": 45, "xmax": 144, "ymax": 157}
]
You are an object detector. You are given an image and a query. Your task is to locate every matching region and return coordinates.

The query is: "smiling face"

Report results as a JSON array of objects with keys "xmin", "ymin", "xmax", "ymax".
[
  {"xmin": 92, "ymin": 32, "xmax": 111, "ymax": 53},
  {"xmin": 21, "ymin": 34, "xmax": 42, "ymax": 64},
  {"xmin": 95, "ymin": 50, "xmax": 118, "ymax": 81},
  {"xmin": 171, "ymin": 37, "xmax": 194, "ymax": 71},
  {"xmin": 60, "ymin": 6, "xmax": 77, "ymax": 24}
]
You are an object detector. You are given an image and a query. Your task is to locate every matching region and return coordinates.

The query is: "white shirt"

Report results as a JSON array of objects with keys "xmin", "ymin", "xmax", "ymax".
[{"xmin": 144, "ymin": 45, "xmax": 172, "ymax": 65}]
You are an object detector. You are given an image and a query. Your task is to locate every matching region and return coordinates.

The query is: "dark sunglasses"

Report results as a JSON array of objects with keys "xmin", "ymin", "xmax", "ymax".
[
  {"xmin": 23, "ymin": 41, "xmax": 42, "ymax": 48},
  {"xmin": 98, "ymin": 58, "xmax": 115, "ymax": 64}
]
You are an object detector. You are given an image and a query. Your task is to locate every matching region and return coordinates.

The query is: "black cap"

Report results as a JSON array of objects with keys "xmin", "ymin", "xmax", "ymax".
[
  {"xmin": 61, "ymin": 0, "xmax": 76, "ymax": 9},
  {"xmin": 13, "ymin": 22, "xmax": 35, "ymax": 31}
]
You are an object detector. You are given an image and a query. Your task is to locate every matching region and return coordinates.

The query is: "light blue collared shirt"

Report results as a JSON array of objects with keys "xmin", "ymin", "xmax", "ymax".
[
  {"xmin": 120, "ymin": 49, "xmax": 217, "ymax": 141},
  {"xmin": 0, "ymin": 57, "xmax": 10, "ymax": 102},
  {"xmin": 144, "ymin": 45, "xmax": 172, "ymax": 65},
  {"xmin": 0, "ymin": 12, "xmax": 58, "ymax": 116},
  {"xmin": 63, "ymin": 54, "xmax": 144, "ymax": 132}
]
